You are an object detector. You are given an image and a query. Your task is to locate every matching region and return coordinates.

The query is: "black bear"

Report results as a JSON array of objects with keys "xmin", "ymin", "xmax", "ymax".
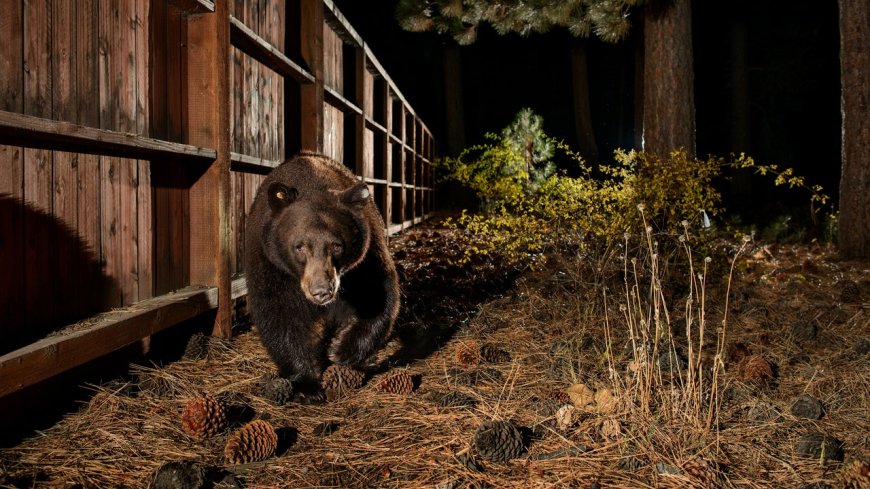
[{"xmin": 244, "ymin": 152, "xmax": 400, "ymax": 402}]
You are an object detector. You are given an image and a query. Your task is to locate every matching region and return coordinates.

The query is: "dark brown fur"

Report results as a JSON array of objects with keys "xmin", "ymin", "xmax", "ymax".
[{"xmin": 244, "ymin": 152, "xmax": 400, "ymax": 402}]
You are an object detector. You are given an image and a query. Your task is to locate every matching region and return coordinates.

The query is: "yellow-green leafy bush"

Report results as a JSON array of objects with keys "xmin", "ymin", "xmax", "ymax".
[{"xmin": 440, "ymin": 111, "xmax": 829, "ymax": 268}]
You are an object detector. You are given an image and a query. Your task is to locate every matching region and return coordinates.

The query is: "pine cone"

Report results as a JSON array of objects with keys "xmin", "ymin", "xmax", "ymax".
[
  {"xmin": 224, "ymin": 420, "xmax": 278, "ymax": 465},
  {"xmin": 376, "ymin": 371, "xmax": 414, "ymax": 395},
  {"xmin": 440, "ymin": 391, "xmax": 477, "ymax": 408},
  {"xmin": 455, "ymin": 340, "xmax": 481, "ymax": 367},
  {"xmin": 682, "ymin": 458, "xmax": 726, "ymax": 489},
  {"xmin": 480, "ymin": 344, "xmax": 511, "ymax": 363},
  {"xmin": 545, "ymin": 389, "xmax": 571, "ymax": 404},
  {"xmin": 182, "ymin": 333, "xmax": 210, "ymax": 360},
  {"xmin": 738, "ymin": 355, "xmax": 774, "ymax": 382},
  {"xmin": 181, "ymin": 394, "xmax": 227, "ymax": 439},
  {"xmin": 838, "ymin": 279, "xmax": 861, "ymax": 303},
  {"xmin": 473, "ymin": 420, "xmax": 525, "ymax": 463},
  {"xmin": 321, "ymin": 365, "xmax": 365, "ymax": 401},
  {"xmin": 727, "ymin": 342, "xmax": 751, "ymax": 365},
  {"xmin": 840, "ymin": 459, "xmax": 870, "ymax": 489},
  {"xmin": 795, "ymin": 432, "xmax": 845, "ymax": 462},
  {"xmin": 150, "ymin": 460, "xmax": 208, "ymax": 489},
  {"xmin": 258, "ymin": 375, "xmax": 294, "ymax": 406}
]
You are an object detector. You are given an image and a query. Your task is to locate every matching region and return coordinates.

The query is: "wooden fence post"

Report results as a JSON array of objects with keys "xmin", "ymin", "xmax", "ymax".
[
  {"xmin": 354, "ymin": 46, "xmax": 369, "ymax": 179},
  {"xmin": 382, "ymin": 87, "xmax": 393, "ymax": 229},
  {"xmin": 300, "ymin": 0, "xmax": 324, "ymax": 152},
  {"xmin": 186, "ymin": 5, "xmax": 232, "ymax": 339}
]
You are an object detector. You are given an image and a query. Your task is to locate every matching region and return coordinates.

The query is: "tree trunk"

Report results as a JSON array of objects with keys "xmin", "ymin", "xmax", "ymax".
[
  {"xmin": 443, "ymin": 44, "xmax": 466, "ymax": 157},
  {"xmin": 642, "ymin": 0, "xmax": 695, "ymax": 158},
  {"xmin": 570, "ymin": 39, "xmax": 599, "ymax": 164},
  {"xmin": 729, "ymin": 8, "xmax": 753, "ymax": 209},
  {"xmin": 633, "ymin": 14, "xmax": 645, "ymax": 150},
  {"xmin": 838, "ymin": 0, "xmax": 870, "ymax": 258}
]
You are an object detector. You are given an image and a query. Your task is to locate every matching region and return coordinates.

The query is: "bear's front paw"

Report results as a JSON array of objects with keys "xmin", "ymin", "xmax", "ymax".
[
  {"xmin": 291, "ymin": 385, "xmax": 326, "ymax": 405},
  {"xmin": 327, "ymin": 338, "xmax": 370, "ymax": 368}
]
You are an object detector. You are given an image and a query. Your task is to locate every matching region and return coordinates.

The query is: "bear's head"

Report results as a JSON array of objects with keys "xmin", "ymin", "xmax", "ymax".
[{"xmin": 261, "ymin": 180, "xmax": 372, "ymax": 305}]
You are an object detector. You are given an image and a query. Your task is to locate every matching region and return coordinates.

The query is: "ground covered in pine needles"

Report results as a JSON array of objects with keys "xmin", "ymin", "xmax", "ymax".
[{"xmin": 1, "ymin": 217, "xmax": 868, "ymax": 488}]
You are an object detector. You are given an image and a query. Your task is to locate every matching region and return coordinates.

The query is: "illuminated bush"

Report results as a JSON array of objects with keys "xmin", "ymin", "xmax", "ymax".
[{"xmin": 439, "ymin": 110, "xmax": 829, "ymax": 268}]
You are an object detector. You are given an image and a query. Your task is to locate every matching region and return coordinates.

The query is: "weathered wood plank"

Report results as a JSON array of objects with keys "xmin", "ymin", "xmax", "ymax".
[
  {"xmin": 171, "ymin": 0, "xmax": 214, "ymax": 14},
  {"xmin": 0, "ymin": 286, "xmax": 219, "ymax": 398},
  {"xmin": 356, "ymin": 47, "xmax": 371, "ymax": 179},
  {"xmin": 324, "ymin": 85, "xmax": 362, "ymax": 115},
  {"xmin": 300, "ymin": 0, "xmax": 324, "ymax": 152},
  {"xmin": 382, "ymin": 89, "xmax": 393, "ymax": 227},
  {"xmin": 186, "ymin": 6, "xmax": 232, "ymax": 338},
  {"xmin": 75, "ymin": 0, "xmax": 102, "ymax": 312},
  {"xmin": 0, "ymin": 110, "xmax": 217, "ymax": 161},
  {"xmin": 117, "ymin": 0, "xmax": 139, "ymax": 304},
  {"xmin": 0, "ymin": 1, "xmax": 26, "ymax": 334},
  {"xmin": 229, "ymin": 16, "xmax": 314, "ymax": 85},
  {"xmin": 273, "ymin": 0, "xmax": 285, "ymax": 161},
  {"xmin": 51, "ymin": 0, "xmax": 85, "ymax": 325},
  {"xmin": 230, "ymin": 152, "xmax": 280, "ymax": 173},
  {"xmin": 99, "ymin": 0, "xmax": 124, "ymax": 307},
  {"xmin": 136, "ymin": 0, "xmax": 153, "ymax": 301},
  {"xmin": 323, "ymin": 103, "xmax": 343, "ymax": 162},
  {"xmin": 23, "ymin": 0, "xmax": 56, "ymax": 330},
  {"xmin": 322, "ymin": 0, "xmax": 363, "ymax": 47}
]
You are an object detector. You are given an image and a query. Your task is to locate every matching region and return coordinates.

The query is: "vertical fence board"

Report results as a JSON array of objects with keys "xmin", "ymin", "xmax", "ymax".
[
  {"xmin": 118, "ymin": 0, "xmax": 140, "ymax": 304},
  {"xmin": 273, "ymin": 0, "xmax": 285, "ymax": 161},
  {"xmin": 51, "ymin": 0, "xmax": 81, "ymax": 323},
  {"xmin": 136, "ymin": 0, "xmax": 152, "ymax": 300},
  {"xmin": 382, "ymin": 87, "xmax": 392, "ymax": 228},
  {"xmin": 355, "ymin": 48, "xmax": 370, "ymax": 178},
  {"xmin": 152, "ymin": 4, "xmax": 189, "ymax": 295},
  {"xmin": 0, "ymin": 0, "xmax": 25, "ymax": 336},
  {"xmin": 23, "ymin": 0, "xmax": 56, "ymax": 329},
  {"xmin": 98, "ymin": 0, "xmax": 122, "ymax": 307},
  {"xmin": 75, "ymin": 0, "xmax": 101, "ymax": 298},
  {"xmin": 300, "ymin": 0, "xmax": 324, "ymax": 151}
]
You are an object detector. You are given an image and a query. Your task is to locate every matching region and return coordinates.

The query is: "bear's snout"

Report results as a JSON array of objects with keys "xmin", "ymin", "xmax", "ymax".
[
  {"xmin": 301, "ymin": 266, "xmax": 339, "ymax": 305},
  {"xmin": 308, "ymin": 283, "xmax": 335, "ymax": 304}
]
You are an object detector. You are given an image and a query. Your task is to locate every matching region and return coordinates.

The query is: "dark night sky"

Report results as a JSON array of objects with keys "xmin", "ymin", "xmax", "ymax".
[{"xmin": 333, "ymin": 1, "xmax": 842, "ymax": 219}]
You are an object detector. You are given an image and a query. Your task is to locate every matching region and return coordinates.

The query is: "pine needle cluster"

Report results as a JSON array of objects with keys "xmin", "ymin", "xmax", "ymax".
[{"xmin": 395, "ymin": 0, "xmax": 646, "ymax": 45}]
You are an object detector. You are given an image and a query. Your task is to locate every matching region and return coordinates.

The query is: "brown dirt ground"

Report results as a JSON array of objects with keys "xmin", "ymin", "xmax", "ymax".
[{"xmin": 0, "ymin": 217, "xmax": 868, "ymax": 488}]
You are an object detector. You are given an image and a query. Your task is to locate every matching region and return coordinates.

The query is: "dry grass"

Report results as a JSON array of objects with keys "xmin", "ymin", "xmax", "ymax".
[{"xmin": 0, "ymin": 222, "xmax": 868, "ymax": 488}]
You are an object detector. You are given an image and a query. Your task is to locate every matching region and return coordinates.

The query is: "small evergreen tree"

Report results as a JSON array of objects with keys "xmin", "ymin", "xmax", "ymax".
[{"xmin": 500, "ymin": 108, "xmax": 556, "ymax": 193}]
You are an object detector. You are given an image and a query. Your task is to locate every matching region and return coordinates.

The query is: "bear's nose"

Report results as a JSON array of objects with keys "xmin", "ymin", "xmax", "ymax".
[{"xmin": 310, "ymin": 286, "xmax": 334, "ymax": 304}]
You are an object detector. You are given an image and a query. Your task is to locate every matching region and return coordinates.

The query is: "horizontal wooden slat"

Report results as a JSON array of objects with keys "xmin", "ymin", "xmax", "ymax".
[
  {"xmin": 388, "ymin": 182, "xmax": 432, "ymax": 191},
  {"xmin": 0, "ymin": 286, "xmax": 218, "ymax": 398},
  {"xmin": 171, "ymin": 0, "xmax": 214, "ymax": 14},
  {"xmin": 361, "ymin": 46, "xmax": 432, "ymax": 137},
  {"xmin": 0, "ymin": 110, "xmax": 216, "ymax": 161},
  {"xmin": 322, "ymin": 0, "xmax": 363, "ymax": 46},
  {"xmin": 364, "ymin": 116, "xmax": 388, "ymax": 135},
  {"xmin": 229, "ymin": 15, "xmax": 315, "ymax": 84},
  {"xmin": 231, "ymin": 276, "xmax": 248, "ymax": 301},
  {"xmin": 324, "ymin": 86, "xmax": 363, "ymax": 115},
  {"xmin": 230, "ymin": 151, "xmax": 281, "ymax": 175},
  {"xmin": 386, "ymin": 215, "xmax": 430, "ymax": 236},
  {"xmin": 363, "ymin": 177, "xmax": 389, "ymax": 185}
]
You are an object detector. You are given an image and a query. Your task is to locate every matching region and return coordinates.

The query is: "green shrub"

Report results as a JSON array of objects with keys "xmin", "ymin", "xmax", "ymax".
[{"xmin": 439, "ymin": 110, "xmax": 829, "ymax": 268}]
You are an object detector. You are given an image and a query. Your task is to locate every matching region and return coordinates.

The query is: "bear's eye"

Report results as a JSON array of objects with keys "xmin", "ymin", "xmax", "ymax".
[
  {"xmin": 294, "ymin": 243, "xmax": 306, "ymax": 254},
  {"xmin": 331, "ymin": 243, "xmax": 343, "ymax": 255}
]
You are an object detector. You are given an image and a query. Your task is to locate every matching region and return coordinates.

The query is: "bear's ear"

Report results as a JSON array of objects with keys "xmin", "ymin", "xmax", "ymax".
[
  {"xmin": 268, "ymin": 182, "xmax": 297, "ymax": 211},
  {"xmin": 339, "ymin": 182, "xmax": 370, "ymax": 208}
]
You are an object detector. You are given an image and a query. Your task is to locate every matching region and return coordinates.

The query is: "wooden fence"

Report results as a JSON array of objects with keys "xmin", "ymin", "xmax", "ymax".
[{"xmin": 0, "ymin": 0, "xmax": 435, "ymax": 398}]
